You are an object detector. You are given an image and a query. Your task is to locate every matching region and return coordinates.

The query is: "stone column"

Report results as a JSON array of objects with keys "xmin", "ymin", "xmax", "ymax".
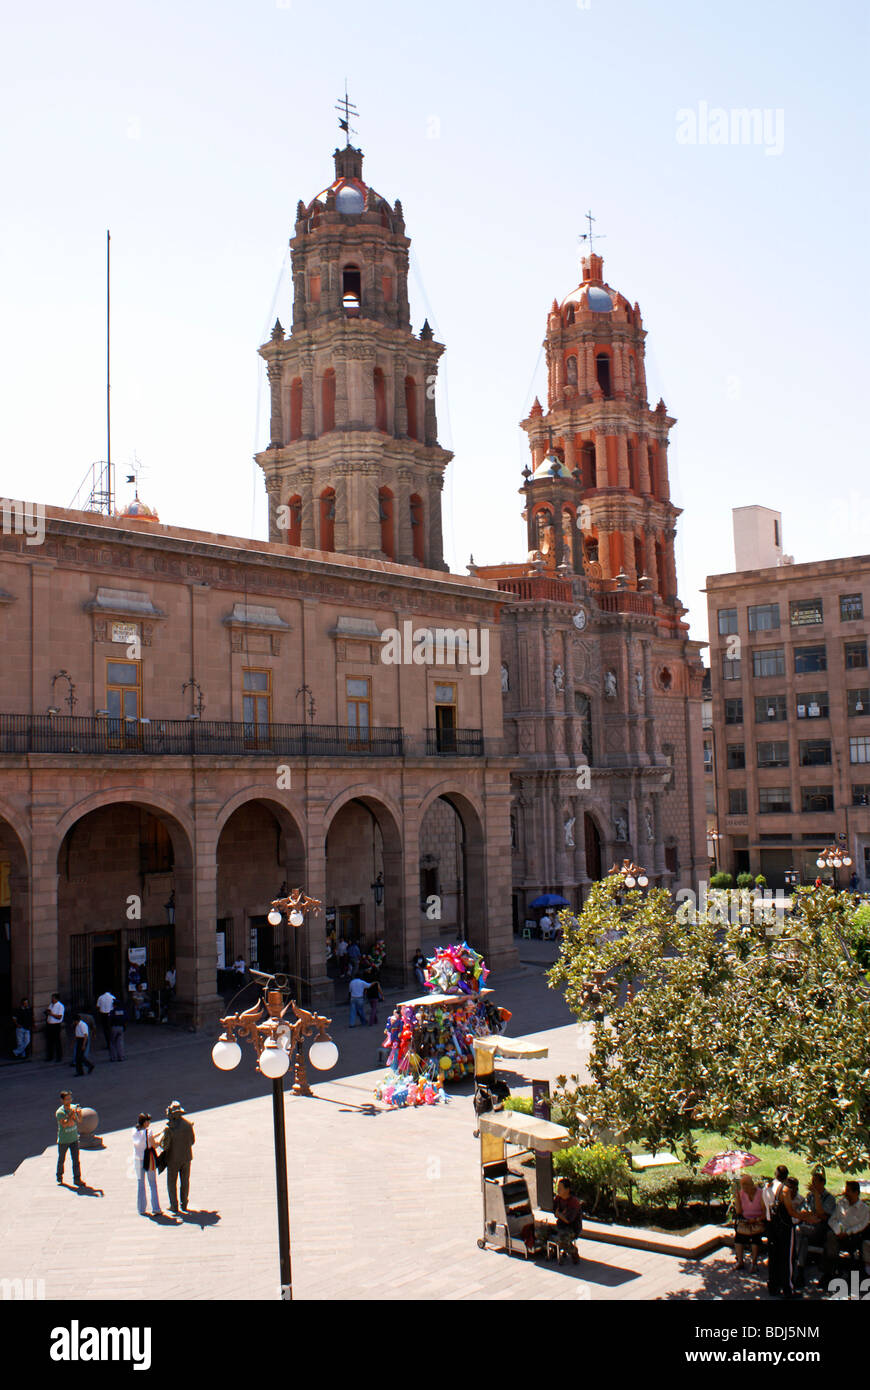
[
  {"xmin": 334, "ymin": 356, "xmax": 349, "ymax": 429},
  {"xmin": 612, "ymin": 343, "xmax": 626, "ymax": 395},
  {"xmin": 595, "ymin": 432, "xmax": 609, "ymax": 488},
  {"xmin": 301, "ymin": 354, "xmax": 315, "ymax": 437},
  {"xmin": 265, "ymin": 476, "xmax": 282, "ymax": 542},
  {"xmin": 644, "ymin": 528, "xmax": 658, "ymax": 591},
  {"xmin": 622, "ymin": 530, "xmax": 637, "ymax": 583},
  {"xmin": 637, "ymin": 436, "xmax": 651, "ymax": 493},
  {"xmin": 396, "ymin": 467, "xmax": 413, "ymax": 563},
  {"xmin": 29, "ymin": 808, "xmax": 59, "ymax": 1042},
  {"xmin": 658, "ymin": 437, "xmax": 671, "ymax": 501},
  {"xmin": 303, "ymin": 836, "xmax": 331, "ymax": 1008},
  {"xmin": 334, "ymin": 466, "xmax": 351, "ymax": 552},
  {"xmin": 192, "ymin": 825, "xmax": 223, "ymax": 1031},
  {"xmin": 651, "ymin": 792, "xmax": 667, "ymax": 880},
  {"xmin": 423, "ymin": 363, "xmax": 438, "ymax": 445},
  {"xmin": 394, "ymin": 362, "xmax": 408, "ymax": 436},
  {"xmin": 572, "ymin": 797, "xmax": 588, "ymax": 895},
  {"xmin": 598, "ymin": 529, "xmax": 612, "ymax": 579},
  {"xmin": 427, "ymin": 473, "xmax": 445, "ymax": 569},
  {"xmin": 585, "ymin": 344, "xmax": 596, "ymax": 396},
  {"xmin": 298, "ymin": 467, "xmax": 316, "ymax": 547},
  {"xmin": 563, "ymin": 433, "xmax": 576, "ymax": 475},
  {"xmin": 267, "ymin": 362, "xmax": 284, "ymax": 447},
  {"xmin": 616, "ymin": 433, "xmax": 630, "ymax": 488}
]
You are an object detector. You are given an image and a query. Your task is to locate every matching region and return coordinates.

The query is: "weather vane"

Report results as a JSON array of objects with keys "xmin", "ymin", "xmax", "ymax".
[
  {"xmin": 335, "ymin": 83, "xmax": 359, "ymax": 142},
  {"xmin": 578, "ymin": 210, "xmax": 606, "ymax": 256}
]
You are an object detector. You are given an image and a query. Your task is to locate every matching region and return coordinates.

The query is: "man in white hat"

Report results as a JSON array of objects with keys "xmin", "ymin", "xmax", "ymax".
[{"xmin": 161, "ymin": 1101, "xmax": 196, "ymax": 1213}]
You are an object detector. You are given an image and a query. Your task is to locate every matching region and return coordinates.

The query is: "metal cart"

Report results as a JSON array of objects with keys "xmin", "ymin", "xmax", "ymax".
[{"xmin": 476, "ymin": 1109, "xmax": 573, "ymax": 1257}]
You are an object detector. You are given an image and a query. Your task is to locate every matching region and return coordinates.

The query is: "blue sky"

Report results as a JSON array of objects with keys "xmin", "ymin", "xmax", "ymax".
[{"xmin": 1, "ymin": 0, "xmax": 868, "ymax": 642}]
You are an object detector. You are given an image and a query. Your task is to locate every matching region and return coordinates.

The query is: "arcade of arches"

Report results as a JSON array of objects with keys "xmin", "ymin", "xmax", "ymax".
[{"xmin": 0, "ymin": 779, "xmax": 500, "ymax": 1039}]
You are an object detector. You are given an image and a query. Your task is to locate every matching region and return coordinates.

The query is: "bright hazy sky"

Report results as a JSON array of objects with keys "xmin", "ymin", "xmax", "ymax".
[{"xmin": 2, "ymin": 0, "xmax": 868, "ymax": 643}]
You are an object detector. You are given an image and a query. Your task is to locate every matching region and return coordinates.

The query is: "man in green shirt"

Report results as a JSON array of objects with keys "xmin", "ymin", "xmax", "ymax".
[{"xmin": 56, "ymin": 1091, "xmax": 83, "ymax": 1185}]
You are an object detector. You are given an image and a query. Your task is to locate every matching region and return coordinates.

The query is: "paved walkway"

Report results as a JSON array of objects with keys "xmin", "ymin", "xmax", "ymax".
[{"xmin": 0, "ymin": 946, "xmax": 814, "ymax": 1301}]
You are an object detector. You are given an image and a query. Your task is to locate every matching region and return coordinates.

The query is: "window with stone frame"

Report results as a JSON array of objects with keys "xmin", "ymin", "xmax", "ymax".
[
  {"xmin": 845, "ymin": 640, "xmax": 868, "ymax": 670},
  {"xmin": 728, "ymin": 787, "xmax": 748, "ymax": 815},
  {"xmin": 840, "ymin": 593, "xmax": 864, "ymax": 622},
  {"xmin": 755, "ymin": 693, "xmax": 787, "ymax": 722},
  {"xmin": 724, "ymin": 697, "xmax": 744, "ymax": 725}
]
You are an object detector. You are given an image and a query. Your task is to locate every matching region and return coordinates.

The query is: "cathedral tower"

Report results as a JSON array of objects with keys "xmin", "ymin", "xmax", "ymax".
[
  {"xmin": 519, "ymin": 251, "xmax": 682, "ymax": 623},
  {"xmin": 256, "ymin": 142, "xmax": 451, "ymax": 568}
]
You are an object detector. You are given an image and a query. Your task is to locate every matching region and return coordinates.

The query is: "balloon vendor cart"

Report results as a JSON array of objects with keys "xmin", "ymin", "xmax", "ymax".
[{"xmin": 374, "ymin": 943, "xmax": 511, "ymax": 1109}]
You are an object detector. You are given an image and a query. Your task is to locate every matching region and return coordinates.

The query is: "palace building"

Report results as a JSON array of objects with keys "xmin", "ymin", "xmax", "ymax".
[{"xmin": 0, "ymin": 133, "xmax": 706, "ymax": 1037}]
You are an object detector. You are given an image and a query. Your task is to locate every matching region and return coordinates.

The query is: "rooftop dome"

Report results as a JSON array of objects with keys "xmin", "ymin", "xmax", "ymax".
[
  {"xmin": 310, "ymin": 176, "xmax": 368, "ymax": 215},
  {"xmin": 118, "ymin": 493, "xmax": 159, "ymax": 523},
  {"xmin": 532, "ymin": 453, "xmax": 572, "ymax": 480}
]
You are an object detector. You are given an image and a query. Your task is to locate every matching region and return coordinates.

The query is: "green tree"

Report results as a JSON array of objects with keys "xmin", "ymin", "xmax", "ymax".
[{"xmin": 548, "ymin": 878, "xmax": 870, "ymax": 1170}]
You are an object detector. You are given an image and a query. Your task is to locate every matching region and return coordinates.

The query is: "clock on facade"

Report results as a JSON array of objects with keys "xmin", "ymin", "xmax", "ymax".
[{"xmin": 572, "ymin": 608, "xmax": 587, "ymax": 631}]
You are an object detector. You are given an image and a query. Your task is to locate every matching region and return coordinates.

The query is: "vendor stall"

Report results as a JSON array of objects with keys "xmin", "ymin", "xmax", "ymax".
[
  {"xmin": 477, "ymin": 1109, "xmax": 574, "ymax": 1258},
  {"xmin": 374, "ymin": 943, "xmax": 511, "ymax": 1107}
]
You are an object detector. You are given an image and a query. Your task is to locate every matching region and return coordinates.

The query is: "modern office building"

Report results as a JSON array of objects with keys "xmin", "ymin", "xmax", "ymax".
[{"xmin": 706, "ymin": 518, "xmax": 870, "ymax": 887}]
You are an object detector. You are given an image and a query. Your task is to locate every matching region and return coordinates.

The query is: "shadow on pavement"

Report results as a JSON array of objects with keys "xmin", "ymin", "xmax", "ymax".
[
  {"xmin": 660, "ymin": 1255, "xmax": 827, "ymax": 1301},
  {"xmin": 177, "ymin": 1209, "xmax": 220, "ymax": 1229}
]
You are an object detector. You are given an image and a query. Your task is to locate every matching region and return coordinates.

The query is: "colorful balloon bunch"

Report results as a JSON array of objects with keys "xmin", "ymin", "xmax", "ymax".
[
  {"xmin": 374, "ymin": 1065, "xmax": 447, "ymax": 1109},
  {"xmin": 423, "ymin": 941, "xmax": 489, "ymax": 997}
]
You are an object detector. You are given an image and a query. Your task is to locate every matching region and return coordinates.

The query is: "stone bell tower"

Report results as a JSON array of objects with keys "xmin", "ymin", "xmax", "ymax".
[
  {"xmin": 256, "ymin": 141, "xmax": 451, "ymax": 568},
  {"xmin": 519, "ymin": 250, "xmax": 683, "ymax": 621}
]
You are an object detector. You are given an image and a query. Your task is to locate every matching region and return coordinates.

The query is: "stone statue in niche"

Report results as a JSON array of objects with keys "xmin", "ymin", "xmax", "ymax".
[
  {"xmin": 614, "ymin": 813, "xmax": 629, "ymax": 842},
  {"xmin": 501, "ymin": 663, "xmax": 510, "ymax": 693},
  {"xmin": 553, "ymin": 664, "xmax": 565, "ymax": 692},
  {"xmin": 645, "ymin": 806, "xmax": 654, "ymax": 842},
  {"xmin": 635, "ymin": 670, "xmax": 644, "ymax": 699},
  {"xmin": 604, "ymin": 670, "xmax": 617, "ymax": 699},
  {"xmin": 563, "ymin": 816, "xmax": 575, "ymax": 848}
]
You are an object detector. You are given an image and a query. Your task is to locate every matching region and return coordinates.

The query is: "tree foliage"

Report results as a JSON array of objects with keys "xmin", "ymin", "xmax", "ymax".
[{"xmin": 548, "ymin": 878, "xmax": 870, "ymax": 1171}]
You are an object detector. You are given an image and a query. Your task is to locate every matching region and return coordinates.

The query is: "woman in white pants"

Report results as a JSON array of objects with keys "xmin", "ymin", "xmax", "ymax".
[{"xmin": 132, "ymin": 1113, "xmax": 162, "ymax": 1216}]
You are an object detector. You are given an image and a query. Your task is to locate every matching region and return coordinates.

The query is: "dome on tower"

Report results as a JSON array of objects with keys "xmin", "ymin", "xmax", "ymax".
[
  {"xmin": 118, "ymin": 493, "xmax": 159, "ymax": 523},
  {"xmin": 532, "ymin": 452, "xmax": 572, "ymax": 480},
  {"xmin": 562, "ymin": 284, "xmax": 613, "ymax": 313}
]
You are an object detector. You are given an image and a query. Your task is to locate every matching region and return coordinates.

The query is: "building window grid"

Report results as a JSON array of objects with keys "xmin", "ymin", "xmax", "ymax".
[
  {"xmin": 755, "ymin": 693, "xmax": 787, "ymax": 722},
  {"xmin": 757, "ymin": 741, "xmax": 790, "ymax": 768},
  {"xmin": 798, "ymin": 739, "xmax": 832, "ymax": 767},
  {"xmin": 718, "ymin": 608, "xmax": 738, "ymax": 635},
  {"xmin": 850, "ymin": 736, "xmax": 870, "ymax": 765},
  {"xmin": 748, "ymin": 604, "xmax": 780, "ymax": 632},
  {"xmin": 752, "ymin": 647, "xmax": 785, "ymax": 679},
  {"xmin": 845, "ymin": 641, "xmax": 868, "ymax": 670},
  {"xmin": 847, "ymin": 687, "xmax": 869, "ymax": 716},
  {"xmin": 724, "ymin": 698, "xmax": 744, "ymax": 725},
  {"xmin": 789, "ymin": 598, "xmax": 824, "ymax": 626},
  {"xmin": 840, "ymin": 593, "xmax": 864, "ymax": 622},
  {"xmin": 759, "ymin": 787, "xmax": 792, "ymax": 814},
  {"xmin": 794, "ymin": 645, "xmax": 827, "ymax": 674},
  {"xmin": 726, "ymin": 743, "xmax": 746, "ymax": 770},
  {"xmin": 801, "ymin": 786, "xmax": 835, "ymax": 813},
  {"xmin": 796, "ymin": 691, "xmax": 829, "ymax": 719}
]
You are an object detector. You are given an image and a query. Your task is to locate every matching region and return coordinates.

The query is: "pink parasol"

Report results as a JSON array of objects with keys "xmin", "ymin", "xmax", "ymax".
[{"xmin": 701, "ymin": 1150, "xmax": 760, "ymax": 1176}]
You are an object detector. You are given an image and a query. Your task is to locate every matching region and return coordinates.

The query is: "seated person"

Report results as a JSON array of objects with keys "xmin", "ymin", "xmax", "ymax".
[
  {"xmin": 825, "ymin": 1182, "xmax": 870, "ymax": 1272},
  {"xmin": 552, "ymin": 1178, "xmax": 583, "ymax": 1263},
  {"xmin": 794, "ymin": 1168, "xmax": 835, "ymax": 1284},
  {"xmin": 734, "ymin": 1173, "xmax": 766, "ymax": 1272}
]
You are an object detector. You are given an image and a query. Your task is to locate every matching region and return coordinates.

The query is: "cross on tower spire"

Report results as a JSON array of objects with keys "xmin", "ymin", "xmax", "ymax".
[
  {"xmin": 578, "ymin": 210, "xmax": 606, "ymax": 257},
  {"xmin": 334, "ymin": 83, "xmax": 359, "ymax": 144}
]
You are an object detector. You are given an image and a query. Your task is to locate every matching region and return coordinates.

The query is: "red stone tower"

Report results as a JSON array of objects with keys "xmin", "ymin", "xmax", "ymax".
[
  {"xmin": 255, "ymin": 142, "xmax": 451, "ymax": 568},
  {"xmin": 519, "ymin": 251, "xmax": 683, "ymax": 625}
]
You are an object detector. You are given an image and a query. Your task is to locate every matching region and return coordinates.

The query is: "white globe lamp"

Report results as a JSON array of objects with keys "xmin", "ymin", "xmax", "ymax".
[
  {"xmin": 267, "ymin": 908, "xmax": 283, "ymax": 927},
  {"xmin": 289, "ymin": 908, "xmax": 304, "ymax": 927},
  {"xmin": 309, "ymin": 1038, "xmax": 339, "ymax": 1072},
  {"xmin": 258, "ymin": 1041, "xmax": 290, "ymax": 1079},
  {"xmin": 212, "ymin": 1037, "xmax": 242, "ymax": 1071}
]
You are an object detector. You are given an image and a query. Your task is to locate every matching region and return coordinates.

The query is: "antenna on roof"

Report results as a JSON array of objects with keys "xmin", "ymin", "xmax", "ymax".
[{"xmin": 335, "ymin": 83, "xmax": 359, "ymax": 143}]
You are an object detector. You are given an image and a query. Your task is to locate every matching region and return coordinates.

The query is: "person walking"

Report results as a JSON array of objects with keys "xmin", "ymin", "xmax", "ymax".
[
  {"xmin": 365, "ymin": 975, "xmax": 384, "ymax": 1026},
  {"xmin": 348, "ymin": 973, "xmax": 369, "ymax": 1027},
  {"xmin": 45, "ymin": 994, "xmax": 65, "ymax": 1062},
  {"xmin": 133, "ymin": 1113, "xmax": 162, "ymax": 1216},
  {"xmin": 55, "ymin": 1091, "xmax": 84, "ymax": 1186},
  {"xmin": 109, "ymin": 1000, "xmax": 127, "ymax": 1061},
  {"xmin": 161, "ymin": 1101, "xmax": 195, "ymax": 1214},
  {"xmin": 12, "ymin": 998, "xmax": 33, "ymax": 1059},
  {"xmin": 72, "ymin": 1015, "xmax": 95, "ymax": 1076},
  {"xmin": 96, "ymin": 989, "xmax": 116, "ymax": 1049}
]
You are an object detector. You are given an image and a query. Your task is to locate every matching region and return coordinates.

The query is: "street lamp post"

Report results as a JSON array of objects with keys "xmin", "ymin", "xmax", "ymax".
[
  {"xmin": 815, "ymin": 843, "xmax": 852, "ymax": 889},
  {"xmin": 212, "ymin": 889, "xmax": 338, "ymax": 1301},
  {"xmin": 708, "ymin": 828, "xmax": 722, "ymax": 876}
]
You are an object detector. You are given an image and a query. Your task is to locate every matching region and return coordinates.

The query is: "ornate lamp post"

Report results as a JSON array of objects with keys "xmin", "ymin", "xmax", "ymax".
[
  {"xmin": 212, "ymin": 889, "xmax": 338, "ymax": 1302},
  {"xmin": 708, "ymin": 828, "xmax": 722, "ymax": 875},
  {"xmin": 609, "ymin": 859, "xmax": 649, "ymax": 890},
  {"xmin": 816, "ymin": 843, "xmax": 852, "ymax": 889}
]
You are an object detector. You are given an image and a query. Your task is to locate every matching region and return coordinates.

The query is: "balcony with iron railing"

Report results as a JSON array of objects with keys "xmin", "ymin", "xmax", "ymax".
[
  {"xmin": 0, "ymin": 714, "xmax": 491, "ymax": 760},
  {"xmin": 424, "ymin": 728, "xmax": 484, "ymax": 757}
]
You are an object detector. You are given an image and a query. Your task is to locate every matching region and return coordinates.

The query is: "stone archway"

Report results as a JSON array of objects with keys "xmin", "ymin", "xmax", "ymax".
[
  {"xmin": 0, "ymin": 813, "xmax": 29, "ymax": 1033},
  {"xmin": 324, "ymin": 794, "xmax": 404, "ymax": 981},
  {"xmin": 418, "ymin": 788, "xmax": 487, "ymax": 957},
  {"xmin": 56, "ymin": 800, "xmax": 194, "ymax": 1019},
  {"xmin": 215, "ymin": 798, "xmax": 306, "ymax": 998}
]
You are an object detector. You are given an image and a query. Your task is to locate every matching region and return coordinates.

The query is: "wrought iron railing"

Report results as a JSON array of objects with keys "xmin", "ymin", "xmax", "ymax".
[
  {"xmin": 0, "ymin": 714, "xmax": 404, "ymax": 758},
  {"xmin": 424, "ymin": 727, "xmax": 484, "ymax": 757}
]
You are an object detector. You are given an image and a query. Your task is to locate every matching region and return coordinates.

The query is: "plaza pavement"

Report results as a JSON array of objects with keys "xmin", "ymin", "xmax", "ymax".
[{"xmin": 0, "ymin": 943, "xmax": 801, "ymax": 1301}]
